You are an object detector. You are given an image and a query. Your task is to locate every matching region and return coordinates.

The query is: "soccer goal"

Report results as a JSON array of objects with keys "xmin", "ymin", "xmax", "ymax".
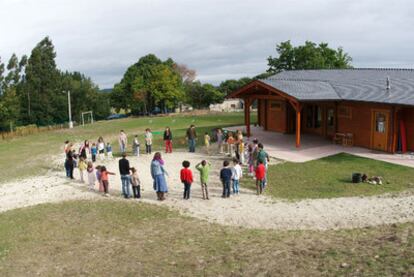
[{"xmin": 81, "ymin": 111, "xmax": 94, "ymax": 126}]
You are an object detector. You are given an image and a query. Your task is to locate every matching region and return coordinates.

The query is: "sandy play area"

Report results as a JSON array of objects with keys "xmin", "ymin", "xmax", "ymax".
[{"xmin": 1, "ymin": 150, "xmax": 414, "ymax": 231}]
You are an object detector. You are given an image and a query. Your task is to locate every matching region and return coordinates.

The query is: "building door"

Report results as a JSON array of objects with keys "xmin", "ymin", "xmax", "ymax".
[{"xmin": 371, "ymin": 110, "xmax": 390, "ymax": 151}]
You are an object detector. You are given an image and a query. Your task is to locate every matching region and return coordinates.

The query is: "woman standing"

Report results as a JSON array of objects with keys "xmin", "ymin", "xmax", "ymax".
[
  {"xmin": 79, "ymin": 140, "xmax": 90, "ymax": 160},
  {"xmin": 163, "ymin": 127, "xmax": 173, "ymax": 153},
  {"xmin": 150, "ymin": 152, "xmax": 169, "ymax": 201}
]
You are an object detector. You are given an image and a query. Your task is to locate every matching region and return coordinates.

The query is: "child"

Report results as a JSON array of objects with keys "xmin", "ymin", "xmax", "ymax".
[
  {"xmin": 78, "ymin": 156, "xmax": 87, "ymax": 183},
  {"xmin": 196, "ymin": 160, "xmax": 211, "ymax": 200},
  {"xmin": 204, "ymin": 132, "xmax": 211, "ymax": 154},
  {"xmin": 95, "ymin": 165, "xmax": 103, "ymax": 192},
  {"xmin": 145, "ymin": 129, "xmax": 153, "ymax": 154},
  {"xmin": 216, "ymin": 129, "xmax": 224, "ymax": 154},
  {"xmin": 231, "ymin": 158, "xmax": 243, "ymax": 195},
  {"xmin": 248, "ymin": 143, "xmax": 255, "ymax": 176},
  {"xmin": 130, "ymin": 167, "xmax": 141, "ymax": 199},
  {"xmin": 255, "ymin": 160, "xmax": 266, "ymax": 195},
  {"xmin": 106, "ymin": 143, "xmax": 113, "ymax": 159},
  {"xmin": 87, "ymin": 161, "xmax": 96, "ymax": 190},
  {"xmin": 180, "ymin": 160, "xmax": 193, "ymax": 200},
  {"xmin": 220, "ymin": 160, "xmax": 232, "ymax": 198},
  {"xmin": 100, "ymin": 166, "xmax": 115, "ymax": 196},
  {"xmin": 97, "ymin": 137, "xmax": 105, "ymax": 161},
  {"xmin": 91, "ymin": 143, "xmax": 97, "ymax": 162},
  {"xmin": 239, "ymin": 140, "xmax": 245, "ymax": 165},
  {"xmin": 132, "ymin": 135, "xmax": 140, "ymax": 157},
  {"xmin": 227, "ymin": 133, "xmax": 235, "ymax": 157}
]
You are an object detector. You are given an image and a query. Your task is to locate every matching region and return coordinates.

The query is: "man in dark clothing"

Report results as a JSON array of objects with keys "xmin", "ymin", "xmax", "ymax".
[
  {"xmin": 220, "ymin": 160, "xmax": 232, "ymax": 198},
  {"xmin": 186, "ymin": 125, "xmax": 197, "ymax": 152},
  {"xmin": 119, "ymin": 153, "xmax": 131, "ymax": 198}
]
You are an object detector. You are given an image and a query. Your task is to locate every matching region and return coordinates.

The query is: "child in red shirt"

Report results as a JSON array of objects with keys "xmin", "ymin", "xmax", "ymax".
[
  {"xmin": 180, "ymin": 160, "xmax": 193, "ymax": 200},
  {"xmin": 255, "ymin": 161, "xmax": 266, "ymax": 195}
]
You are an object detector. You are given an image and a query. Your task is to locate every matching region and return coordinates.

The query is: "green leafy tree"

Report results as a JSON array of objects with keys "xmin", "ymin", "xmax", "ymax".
[
  {"xmin": 111, "ymin": 54, "xmax": 185, "ymax": 114},
  {"xmin": 21, "ymin": 37, "xmax": 63, "ymax": 125},
  {"xmin": 185, "ymin": 81, "xmax": 224, "ymax": 108},
  {"xmin": 267, "ymin": 40, "xmax": 352, "ymax": 73},
  {"xmin": 218, "ymin": 77, "xmax": 252, "ymax": 95}
]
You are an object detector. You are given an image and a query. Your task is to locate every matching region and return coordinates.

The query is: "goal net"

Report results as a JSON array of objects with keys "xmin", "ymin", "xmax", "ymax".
[{"xmin": 81, "ymin": 111, "xmax": 94, "ymax": 126}]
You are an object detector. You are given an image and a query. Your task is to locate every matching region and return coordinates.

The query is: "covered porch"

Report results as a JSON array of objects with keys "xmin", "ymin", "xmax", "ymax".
[{"xmin": 227, "ymin": 125, "xmax": 414, "ymax": 167}]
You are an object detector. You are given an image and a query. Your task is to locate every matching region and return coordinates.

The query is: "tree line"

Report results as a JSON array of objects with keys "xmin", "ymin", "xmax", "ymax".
[
  {"xmin": 0, "ymin": 37, "xmax": 110, "ymax": 131},
  {"xmin": 111, "ymin": 40, "xmax": 352, "ymax": 114},
  {"xmin": 0, "ymin": 38, "xmax": 352, "ymax": 129}
]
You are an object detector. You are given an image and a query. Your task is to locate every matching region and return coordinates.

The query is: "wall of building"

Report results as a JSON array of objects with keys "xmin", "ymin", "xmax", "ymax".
[
  {"xmin": 402, "ymin": 107, "xmax": 414, "ymax": 152},
  {"xmin": 337, "ymin": 101, "xmax": 393, "ymax": 151}
]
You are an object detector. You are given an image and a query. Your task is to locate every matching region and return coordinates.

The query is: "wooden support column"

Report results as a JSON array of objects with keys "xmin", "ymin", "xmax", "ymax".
[
  {"xmin": 392, "ymin": 107, "xmax": 400, "ymax": 153},
  {"xmin": 289, "ymin": 100, "xmax": 302, "ymax": 149},
  {"xmin": 244, "ymin": 98, "xmax": 251, "ymax": 137}
]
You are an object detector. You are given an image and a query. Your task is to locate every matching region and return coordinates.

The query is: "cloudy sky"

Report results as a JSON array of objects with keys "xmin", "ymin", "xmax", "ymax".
[{"xmin": 1, "ymin": 0, "xmax": 413, "ymax": 88}]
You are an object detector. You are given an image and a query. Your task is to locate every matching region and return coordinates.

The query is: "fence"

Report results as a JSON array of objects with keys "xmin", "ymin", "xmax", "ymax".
[{"xmin": 0, "ymin": 124, "xmax": 67, "ymax": 141}]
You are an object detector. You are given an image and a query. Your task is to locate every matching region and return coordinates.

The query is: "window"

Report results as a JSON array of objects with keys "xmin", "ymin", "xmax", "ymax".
[
  {"xmin": 327, "ymin": 108, "xmax": 335, "ymax": 129},
  {"xmin": 306, "ymin": 106, "xmax": 314, "ymax": 128},
  {"xmin": 338, "ymin": 106, "xmax": 352, "ymax": 119},
  {"xmin": 306, "ymin": 105, "xmax": 322, "ymax": 129},
  {"xmin": 376, "ymin": 113, "xmax": 386, "ymax": 133}
]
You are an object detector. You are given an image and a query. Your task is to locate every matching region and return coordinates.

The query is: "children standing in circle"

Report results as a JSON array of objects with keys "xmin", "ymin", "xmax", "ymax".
[
  {"xmin": 91, "ymin": 143, "xmax": 97, "ymax": 162},
  {"xmin": 204, "ymin": 132, "xmax": 211, "ymax": 154},
  {"xmin": 163, "ymin": 127, "xmax": 173, "ymax": 153},
  {"xmin": 97, "ymin": 137, "xmax": 105, "ymax": 161},
  {"xmin": 100, "ymin": 166, "xmax": 115, "ymax": 196},
  {"xmin": 132, "ymin": 135, "xmax": 140, "ymax": 157},
  {"xmin": 220, "ymin": 160, "xmax": 232, "ymax": 198},
  {"xmin": 231, "ymin": 158, "xmax": 243, "ymax": 195},
  {"xmin": 216, "ymin": 128, "xmax": 224, "ymax": 154},
  {"xmin": 87, "ymin": 162, "xmax": 96, "ymax": 190},
  {"xmin": 196, "ymin": 160, "xmax": 211, "ymax": 200},
  {"xmin": 130, "ymin": 167, "xmax": 141, "ymax": 199},
  {"xmin": 78, "ymin": 157, "xmax": 87, "ymax": 183},
  {"xmin": 180, "ymin": 160, "xmax": 193, "ymax": 200},
  {"xmin": 106, "ymin": 143, "xmax": 113, "ymax": 159},
  {"xmin": 150, "ymin": 152, "xmax": 168, "ymax": 201},
  {"xmin": 145, "ymin": 128, "xmax": 153, "ymax": 155}
]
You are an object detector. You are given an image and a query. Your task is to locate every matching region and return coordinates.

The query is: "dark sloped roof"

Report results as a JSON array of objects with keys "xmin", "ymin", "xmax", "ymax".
[{"xmin": 263, "ymin": 68, "xmax": 414, "ymax": 105}]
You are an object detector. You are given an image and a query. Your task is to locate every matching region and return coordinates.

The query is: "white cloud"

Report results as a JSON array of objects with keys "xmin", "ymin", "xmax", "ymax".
[{"xmin": 1, "ymin": 0, "xmax": 413, "ymax": 88}]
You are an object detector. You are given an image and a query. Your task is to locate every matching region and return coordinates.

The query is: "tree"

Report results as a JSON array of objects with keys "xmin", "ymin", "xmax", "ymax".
[
  {"xmin": 185, "ymin": 81, "xmax": 224, "ymax": 109},
  {"xmin": 218, "ymin": 77, "xmax": 252, "ymax": 96},
  {"xmin": 111, "ymin": 54, "xmax": 185, "ymax": 114},
  {"xmin": 267, "ymin": 40, "xmax": 352, "ymax": 73},
  {"xmin": 173, "ymin": 63, "xmax": 196, "ymax": 84},
  {"xmin": 21, "ymin": 37, "xmax": 62, "ymax": 125}
]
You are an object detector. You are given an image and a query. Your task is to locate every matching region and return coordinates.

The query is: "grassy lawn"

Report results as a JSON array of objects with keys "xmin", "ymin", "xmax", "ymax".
[
  {"xmin": 244, "ymin": 153, "xmax": 414, "ymax": 200},
  {"xmin": 0, "ymin": 200, "xmax": 412, "ymax": 276},
  {"xmin": 0, "ymin": 112, "xmax": 253, "ymax": 183}
]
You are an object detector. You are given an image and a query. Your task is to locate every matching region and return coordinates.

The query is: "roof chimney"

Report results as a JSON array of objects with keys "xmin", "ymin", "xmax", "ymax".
[{"xmin": 386, "ymin": 76, "xmax": 391, "ymax": 90}]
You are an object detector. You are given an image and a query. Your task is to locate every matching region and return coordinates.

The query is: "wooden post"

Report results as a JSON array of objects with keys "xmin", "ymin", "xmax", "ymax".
[
  {"xmin": 296, "ymin": 109, "xmax": 301, "ymax": 148},
  {"xmin": 244, "ymin": 98, "xmax": 251, "ymax": 137},
  {"xmin": 392, "ymin": 107, "xmax": 399, "ymax": 153}
]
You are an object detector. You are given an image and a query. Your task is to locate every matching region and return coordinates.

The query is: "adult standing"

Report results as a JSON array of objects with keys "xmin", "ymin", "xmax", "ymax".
[
  {"xmin": 118, "ymin": 130, "xmax": 128, "ymax": 153},
  {"xmin": 163, "ymin": 127, "xmax": 173, "ymax": 153},
  {"xmin": 150, "ymin": 152, "xmax": 168, "ymax": 201},
  {"xmin": 65, "ymin": 146, "xmax": 75, "ymax": 179},
  {"xmin": 79, "ymin": 140, "xmax": 90, "ymax": 160},
  {"xmin": 186, "ymin": 125, "xmax": 197, "ymax": 153},
  {"xmin": 119, "ymin": 153, "xmax": 131, "ymax": 198}
]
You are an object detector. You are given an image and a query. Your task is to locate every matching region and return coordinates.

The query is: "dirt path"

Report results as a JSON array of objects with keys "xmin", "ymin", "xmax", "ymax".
[{"xmin": 1, "ymin": 151, "xmax": 413, "ymax": 230}]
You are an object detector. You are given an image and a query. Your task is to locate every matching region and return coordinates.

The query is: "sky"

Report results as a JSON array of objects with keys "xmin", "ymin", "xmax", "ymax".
[{"xmin": 1, "ymin": 0, "xmax": 413, "ymax": 88}]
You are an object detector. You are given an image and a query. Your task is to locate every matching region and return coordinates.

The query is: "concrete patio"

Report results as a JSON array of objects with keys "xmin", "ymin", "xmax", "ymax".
[{"xmin": 227, "ymin": 126, "xmax": 414, "ymax": 168}]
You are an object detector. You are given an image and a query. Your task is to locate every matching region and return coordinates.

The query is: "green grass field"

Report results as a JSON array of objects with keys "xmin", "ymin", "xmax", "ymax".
[
  {"xmin": 244, "ymin": 153, "xmax": 414, "ymax": 200},
  {"xmin": 0, "ymin": 112, "xmax": 251, "ymax": 183},
  {"xmin": 0, "ymin": 200, "xmax": 412, "ymax": 276}
]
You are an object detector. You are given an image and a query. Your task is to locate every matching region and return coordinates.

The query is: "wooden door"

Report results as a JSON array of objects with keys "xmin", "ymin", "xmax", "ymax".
[{"xmin": 371, "ymin": 110, "xmax": 390, "ymax": 151}]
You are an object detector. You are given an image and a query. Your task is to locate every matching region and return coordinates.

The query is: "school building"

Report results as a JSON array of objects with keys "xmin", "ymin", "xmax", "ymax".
[{"xmin": 228, "ymin": 69, "xmax": 414, "ymax": 153}]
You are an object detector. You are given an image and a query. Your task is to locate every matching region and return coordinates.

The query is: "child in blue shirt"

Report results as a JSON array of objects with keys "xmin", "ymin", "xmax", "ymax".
[
  {"xmin": 91, "ymin": 143, "xmax": 97, "ymax": 162},
  {"xmin": 106, "ymin": 143, "xmax": 113, "ymax": 159},
  {"xmin": 220, "ymin": 160, "xmax": 232, "ymax": 198}
]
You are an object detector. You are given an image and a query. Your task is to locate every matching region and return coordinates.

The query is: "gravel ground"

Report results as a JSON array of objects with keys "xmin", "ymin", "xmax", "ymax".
[{"xmin": 1, "ymin": 150, "xmax": 413, "ymax": 230}]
